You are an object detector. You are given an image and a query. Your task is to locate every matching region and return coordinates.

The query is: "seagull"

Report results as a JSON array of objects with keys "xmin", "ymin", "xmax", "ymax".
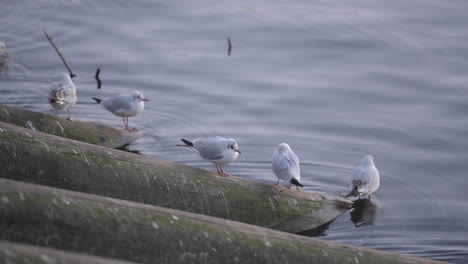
[
  {"xmin": 345, "ymin": 155, "xmax": 380, "ymax": 199},
  {"xmin": 272, "ymin": 143, "xmax": 304, "ymax": 190},
  {"xmin": 0, "ymin": 41, "xmax": 6, "ymax": 54},
  {"xmin": 0, "ymin": 41, "xmax": 9, "ymax": 75},
  {"xmin": 178, "ymin": 136, "xmax": 241, "ymax": 177},
  {"xmin": 0, "ymin": 41, "xmax": 8, "ymax": 59},
  {"xmin": 48, "ymin": 73, "xmax": 77, "ymax": 120},
  {"xmin": 92, "ymin": 91, "xmax": 148, "ymax": 132}
]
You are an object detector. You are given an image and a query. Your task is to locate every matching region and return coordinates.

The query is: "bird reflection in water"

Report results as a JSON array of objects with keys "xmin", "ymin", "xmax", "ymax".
[
  {"xmin": 350, "ymin": 198, "xmax": 378, "ymax": 227},
  {"xmin": 116, "ymin": 143, "xmax": 141, "ymax": 155}
]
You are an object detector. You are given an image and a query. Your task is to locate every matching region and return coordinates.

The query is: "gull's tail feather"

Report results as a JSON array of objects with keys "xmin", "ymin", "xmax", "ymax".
[
  {"xmin": 345, "ymin": 186, "xmax": 359, "ymax": 198},
  {"xmin": 92, "ymin": 97, "xmax": 102, "ymax": 104},
  {"xmin": 177, "ymin": 138, "xmax": 193, "ymax": 147},
  {"xmin": 290, "ymin": 178, "xmax": 303, "ymax": 187}
]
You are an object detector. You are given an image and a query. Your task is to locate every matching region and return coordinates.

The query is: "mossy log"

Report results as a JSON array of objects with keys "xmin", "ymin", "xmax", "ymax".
[
  {"xmin": 0, "ymin": 104, "xmax": 141, "ymax": 148},
  {"xmin": 0, "ymin": 240, "xmax": 137, "ymax": 264},
  {"xmin": 0, "ymin": 179, "xmax": 448, "ymax": 264},
  {"xmin": 0, "ymin": 121, "xmax": 351, "ymax": 233}
]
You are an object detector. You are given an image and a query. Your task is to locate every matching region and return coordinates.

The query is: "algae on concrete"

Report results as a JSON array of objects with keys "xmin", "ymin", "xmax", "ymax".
[
  {"xmin": 0, "ymin": 104, "xmax": 141, "ymax": 148},
  {"xmin": 0, "ymin": 241, "xmax": 138, "ymax": 264},
  {"xmin": 0, "ymin": 120, "xmax": 351, "ymax": 233},
  {"xmin": 0, "ymin": 179, "xmax": 448, "ymax": 264}
]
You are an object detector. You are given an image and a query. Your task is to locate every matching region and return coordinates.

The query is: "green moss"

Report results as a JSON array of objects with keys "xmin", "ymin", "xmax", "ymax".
[
  {"xmin": 0, "ymin": 105, "xmax": 139, "ymax": 148},
  {"xmin": 0, "ymin": 180, "xmax": 436, "ymax": 264},
  {"xmin": 0, "ymin": 119, "xmax": 350, "ymax": 234},
  {"xmin": 62, "ymin": 128, "xmax": 100, "ymax": 144},
  {"xmin": 185, "ymin": 174, "xmax": 320, "ymax": 225}
]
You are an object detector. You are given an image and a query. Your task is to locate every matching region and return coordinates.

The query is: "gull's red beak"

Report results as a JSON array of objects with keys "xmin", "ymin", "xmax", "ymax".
[
  {"xmin": 236, "ymin": 150, "xmax": 242, "ymax": 154},
  {"xmin": 143, "ymin": 98, "xmax": 149, "ymax": 102}
]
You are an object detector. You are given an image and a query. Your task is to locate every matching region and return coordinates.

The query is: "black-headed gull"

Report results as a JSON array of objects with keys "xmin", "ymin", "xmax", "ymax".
[
  {"xmin": 346, "ymin": 155, "xmax": 380, "ymax": 199},
  {"xmin": 272, "ymin": 143, "xmax": 303, "ymax": 190},
  {"xmin": 178, "ymin": 136, "xmax": 241, "ymax": 177},
  {"xmin": 48, "ymin": 73, "xmax": 77, "ymax": 120},
  {"xmin": 93, "ymin": 91, "xmax": 148, "ymax": 132}
]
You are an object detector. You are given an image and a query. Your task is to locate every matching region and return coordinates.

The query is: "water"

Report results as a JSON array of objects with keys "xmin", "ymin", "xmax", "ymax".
[{"xmin": 1, "ymin": 0, "xmax": 468, "ymax": 263}]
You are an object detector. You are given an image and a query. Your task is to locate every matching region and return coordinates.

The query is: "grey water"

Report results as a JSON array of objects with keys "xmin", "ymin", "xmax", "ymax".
[{"xmin": 1, "ymin": 0, "xmax": 468, "ymax": 263}]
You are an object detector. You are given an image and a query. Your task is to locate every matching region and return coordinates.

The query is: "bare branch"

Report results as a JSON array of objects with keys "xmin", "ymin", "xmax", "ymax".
[
  {"xmin": 227, "ymin": 37, "xmax": 232, "ymax": 56},
  {"xmin": 95, "ymin": 68, "xmax": 102, "ymax": 89},
  {"xmin": 43, "ymin": 30, "xmax": 76, "ymax": 78}
]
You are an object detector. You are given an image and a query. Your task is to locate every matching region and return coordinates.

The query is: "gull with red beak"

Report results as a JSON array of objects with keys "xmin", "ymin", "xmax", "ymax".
[
  {"xmin": 178, "ymin": 136, "xmax": 241, "ymax": 177},
  {"xmin": 93, "ymin": 91, "xmax": 148, "ymax": 132}
]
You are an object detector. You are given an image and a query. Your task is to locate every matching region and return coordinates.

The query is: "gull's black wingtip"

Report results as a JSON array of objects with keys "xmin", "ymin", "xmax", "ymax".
[
  {"xmin": 345, "ymin": 186, "xmax": 359, "ymax": 198},
  {"xmin": 92, "ymin": 97, "xmax": 102, "ymax": 104},
  {"xmin": 290, "ymin": 178, "xmax": 304, "ymax": 187},
  {"xmin": 180, "ymin": 138, "xmax": 193, "ymax": 147}
]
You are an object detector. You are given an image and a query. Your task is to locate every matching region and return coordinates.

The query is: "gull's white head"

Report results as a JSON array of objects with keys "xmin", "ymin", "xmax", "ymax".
[
  {"xmin": 276, "ymin": 143, "xmax": 292, "ymax": 154},
  {"xmin": 361, "ymin": 155, "xmax": 374, "ymax": 166},
  {"xmin": 227, "ymin": 139, "xmax": 241, "ymax": 154},
  {"xmin": 60, "ymin": 73, "xmax": 72, "ymax": 83},
  {"xmin": 132, "ymin": 91, "xmax": 149, "ymax": 102}
]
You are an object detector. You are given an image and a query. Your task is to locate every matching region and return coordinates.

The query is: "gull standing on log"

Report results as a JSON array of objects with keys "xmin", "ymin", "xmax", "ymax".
[
  {"xmin": 48, "ymin": 73, "xmax": 77, "ymax": 120},
  {"xmin": 272, "ymin": 143, "xmax": 304, "ymax": 190},
  {"xmin": 346, "ymin": 155, "xmax": 380, "ymax": 199},
  {"xmin": 93, "ymin": 91, "xmax": 148, "ymax": 132},
  {"xmin": 178, "ymin": 136, "xmax": 241, "ymax": 177}
]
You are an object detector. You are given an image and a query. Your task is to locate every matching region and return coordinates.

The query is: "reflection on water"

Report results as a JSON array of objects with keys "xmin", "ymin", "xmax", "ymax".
[
  {"xmin": 116, "ymin": 143, "xmax": 141, "ymax": 155},
  {"xmin": 298, "ymin": 198, "xmax": 378, "ymax": 236},
  {"xmin": 297, "ymin": 220, "xmax": 332, "ymax": 237},
  {"xmin": 350, "ymin": 198, "xmax": 378, "ymax": 228}
]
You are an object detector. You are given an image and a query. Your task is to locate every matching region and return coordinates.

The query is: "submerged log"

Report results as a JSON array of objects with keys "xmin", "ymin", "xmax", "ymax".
[
  {"xmin": 0, "ymin": 120, "xmax": 350, "ymax": 233},
  {"xmin": 0, "ymin": 104, "xmax": 141, "ymax": 148},
  {"xmin": 0, "ymin": 179, "xmax": 447, "ymax": 264},
  {"xmin": 0, "ymin": 241, "xmax": 137, "ymax": 264}
]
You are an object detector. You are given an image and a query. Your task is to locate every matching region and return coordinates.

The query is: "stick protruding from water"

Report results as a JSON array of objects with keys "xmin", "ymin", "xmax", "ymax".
[
  {"xmin": 43, "ymin": 30, "xmax": 76, "ymax": 79},
  {"xmin": 227, "ymin": 37, "xmax": 232, "ymax": 56},
  {"xmin": 95, "ymin": 67, "xmax": 102, "ymax": 89}
]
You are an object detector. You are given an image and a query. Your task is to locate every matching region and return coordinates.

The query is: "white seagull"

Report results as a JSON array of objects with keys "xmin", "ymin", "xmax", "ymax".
[
  {"xmin": 48, "ymin": 73, "xmax": 77, "ymax": 120},
  {"xmin": 346, "ymin": 155, "xmax": 380, "ymax": 199},
  {"xmin": 0, "ymin": 41, "xmax": 6, "ymax": 54},
  {"xmin": 93, "ymin": 91, "xmax": 148, "ymax": 132},
  {"xmin": 272, "ymin": 143, "xmax": 303, "ymax": 190},
  {"xmin": 0, "ymin": 41, "xmax": 9, "ymax": 74},
  {"xmin": 178, "ymin": 136, "xmax": 241, "ymax": 177}
]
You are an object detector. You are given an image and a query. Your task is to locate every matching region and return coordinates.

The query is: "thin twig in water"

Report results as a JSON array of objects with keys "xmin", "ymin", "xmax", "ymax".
[
  {"xmin": 95, "ymin": 67, "xmax": 102, "ymax": 89},
  {"xmin": 43, "ymin": 30, "xmax": 76, "ymax": 78},
  {"xmin": 227, "ymin": 37, "xmax": 232, "ymax": 56}
]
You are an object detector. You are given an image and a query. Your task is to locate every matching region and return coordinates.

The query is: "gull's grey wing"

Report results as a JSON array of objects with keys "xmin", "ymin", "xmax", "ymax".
[
  {"xmin": 102, "ymin": 93, "xmax": 133, "ymax": 112},
  {"xmin": 194, "ymin": 138, "xmax": 224, "ymax": 160},
  {"xmin": 272, "ymin": 151, "xmax": 300, "ymax": 181},
  {"xmin": 351, "ymin": 166, "xmax": 378, "ymax": 193},
  {"xmin": 351, "ymin": 168, "xmax": 366, "ymax": 188}
]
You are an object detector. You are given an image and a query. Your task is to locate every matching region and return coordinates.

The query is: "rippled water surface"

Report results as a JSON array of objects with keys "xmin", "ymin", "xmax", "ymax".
[{"xmin": 1, "ymin": 0, "xmax": 468, "ymax": 263}]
